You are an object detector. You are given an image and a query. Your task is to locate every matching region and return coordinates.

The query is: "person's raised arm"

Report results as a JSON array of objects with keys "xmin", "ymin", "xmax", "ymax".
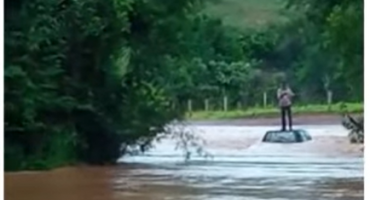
[
  {"xmin": 277, "ymin": 88, "xmax": 282, "ymax": 99},
  {"xmin": 287, "ymin": 88, "xmax": 295, "ymax": 97}
]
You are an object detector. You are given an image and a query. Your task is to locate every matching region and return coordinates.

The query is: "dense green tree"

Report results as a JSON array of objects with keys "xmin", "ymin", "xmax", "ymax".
[
  {"xmin": 286, "ymin": 0, "xmax": 363, "ymax": 101},
  {"xmin": 5, "ymin": 0, "xmax": 201, "ymax": 170}
]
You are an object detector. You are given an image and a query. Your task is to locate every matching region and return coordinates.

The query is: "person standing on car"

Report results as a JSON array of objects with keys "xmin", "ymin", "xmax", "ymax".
[{"xmin": 277, "ymin": 81, "xmax": 295, "ymax": 131}]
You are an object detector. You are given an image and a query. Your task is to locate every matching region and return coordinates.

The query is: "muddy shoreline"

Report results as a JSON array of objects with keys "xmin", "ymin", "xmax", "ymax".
[{"xmin": 188, "ymin": 113, "xmax": 357, "ymax": 126}]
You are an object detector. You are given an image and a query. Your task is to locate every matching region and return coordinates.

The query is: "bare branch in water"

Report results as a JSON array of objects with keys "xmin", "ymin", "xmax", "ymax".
[
  {"xmin": 163, "ymin": 121, "xmax": 213, "ymax": 161},
  {"xmin": 342, "ymin": 112, "xmax": 363, "ymax": 144},
  {"xmin": 122, "ymin": 121, "xmax": 213, "ymax": 161}
]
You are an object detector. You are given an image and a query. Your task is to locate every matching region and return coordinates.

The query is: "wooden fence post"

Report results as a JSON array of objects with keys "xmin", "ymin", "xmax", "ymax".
[
  {"xmin": 223, "ymin": 96, "xmax": 228, "ymax": 111},
  {"xmin": 187, "ymin": 99, "xmax": 192, "ymax": 113},
  {"xmin": 327, "ymin": 90, "xmax": 333, "ymax": 111},
  {"xmin": 204, "ymin": 99, "xmax": 209, "ymax": 111}
]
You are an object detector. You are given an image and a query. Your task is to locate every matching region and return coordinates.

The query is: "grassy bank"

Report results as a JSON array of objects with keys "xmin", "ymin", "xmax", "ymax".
[{"xmin": 187, "ymin": 103, "xmax": 363, "ymax": 120}]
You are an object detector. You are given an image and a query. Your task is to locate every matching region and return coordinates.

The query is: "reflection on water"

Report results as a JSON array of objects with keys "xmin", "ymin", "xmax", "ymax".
[{"xmin": 5, "ymin": 125, "xmax": 364, "ymax": 200}]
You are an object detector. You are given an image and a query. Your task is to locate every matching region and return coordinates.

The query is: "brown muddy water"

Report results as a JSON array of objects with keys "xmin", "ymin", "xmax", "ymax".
[{"xmin": 5, "ymin": 124, "xmax": 363, "ymax": 200}]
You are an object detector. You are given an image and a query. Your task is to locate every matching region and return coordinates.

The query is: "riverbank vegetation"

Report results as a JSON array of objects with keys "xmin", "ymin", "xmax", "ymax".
[{"xmin": 5, "ymin": 0, "xmax": 363, "ymax": 171}]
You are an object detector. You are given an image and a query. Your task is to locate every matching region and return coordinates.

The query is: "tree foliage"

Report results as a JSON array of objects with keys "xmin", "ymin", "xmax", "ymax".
[{"xmin": 285, "ymin": 0, "xmax": 363, "ymax": 100}]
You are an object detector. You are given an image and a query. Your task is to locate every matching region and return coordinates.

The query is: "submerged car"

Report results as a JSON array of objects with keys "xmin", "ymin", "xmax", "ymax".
[{"xmin": 262, "ymin": 129, "xmax": 312, "ymax": 143}]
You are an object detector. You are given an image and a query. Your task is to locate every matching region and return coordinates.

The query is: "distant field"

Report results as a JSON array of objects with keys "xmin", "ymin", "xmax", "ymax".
[{"xmin": 204, "ymin": 0, "xmax": 292, "ymax": 29}]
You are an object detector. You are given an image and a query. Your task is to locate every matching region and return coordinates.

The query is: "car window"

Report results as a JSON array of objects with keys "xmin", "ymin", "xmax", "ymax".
[
  {"xmin": 263, "ymin": 130, "xmax": 312, "ymax": 143},
  {"xmin": 267, "ymin": 131, "xmax": 296, "ymax": 142},
  {"xmin": 302, "ymin": 131, "xmax": 312, "ymax": 140}
]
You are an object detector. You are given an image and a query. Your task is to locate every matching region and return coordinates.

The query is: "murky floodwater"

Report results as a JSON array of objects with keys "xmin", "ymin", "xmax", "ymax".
[{"xmin": 5, "ymin": 124, "xmax": 363, "ymax": 200}]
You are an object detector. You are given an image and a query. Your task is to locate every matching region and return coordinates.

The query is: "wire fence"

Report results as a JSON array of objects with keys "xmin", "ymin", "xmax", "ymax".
[{"xmin": 177, "ymin": 90, "xmax": 338, "ymax": 112}]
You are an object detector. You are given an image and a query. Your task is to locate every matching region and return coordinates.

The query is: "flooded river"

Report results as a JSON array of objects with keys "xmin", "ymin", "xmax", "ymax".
[{"xmin": 5, "ymin": 124, "xmax": 363, "ymax": 200}]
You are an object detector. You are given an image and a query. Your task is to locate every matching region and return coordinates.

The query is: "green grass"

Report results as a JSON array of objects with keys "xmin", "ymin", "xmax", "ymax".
[
  {"xmin": 203, "ymin": 0, "xmax": 293, "ymax": 29},
  {"xmin": 187, "ymin": 103, "xmax": 363, "ymax": 120}
]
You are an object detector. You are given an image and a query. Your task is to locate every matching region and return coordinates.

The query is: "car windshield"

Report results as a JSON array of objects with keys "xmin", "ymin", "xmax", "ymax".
[{"xmin": 265, "ymin": 131, "xmax": 297, "ymax": 142}]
